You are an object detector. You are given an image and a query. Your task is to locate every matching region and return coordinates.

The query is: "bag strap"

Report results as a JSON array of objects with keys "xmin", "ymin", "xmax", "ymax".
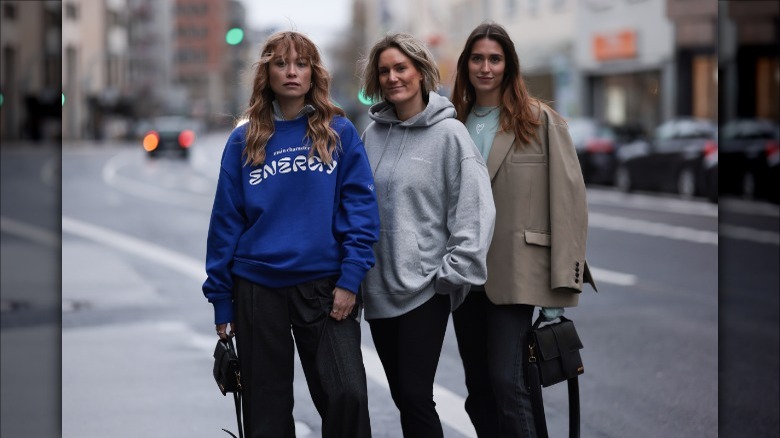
[
  {"xmin": 220, "ymin": 335, "xmax": 243, "ymax": 438},
  {"xmin": 221, "ymin": 387, "xmax": 243, "ymax": 438},
  {"xmin": 527, "ymin": 363, "xmax": 580, "ymax": 438}
]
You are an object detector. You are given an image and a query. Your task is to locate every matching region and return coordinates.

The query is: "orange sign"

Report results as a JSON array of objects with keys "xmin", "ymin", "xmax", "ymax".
[{"xmin": 593, "ymin": 30, "xmax": 637, "ymax": 61}]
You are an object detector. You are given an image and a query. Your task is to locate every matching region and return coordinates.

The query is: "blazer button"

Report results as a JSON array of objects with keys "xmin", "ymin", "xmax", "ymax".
[
  {"xmin": 576, "ymin": 262, "xmax": 580, "ymax": 267},
  {"xmin": 574, "ymin": 279, "xmax": 579, "ymax": 283}
]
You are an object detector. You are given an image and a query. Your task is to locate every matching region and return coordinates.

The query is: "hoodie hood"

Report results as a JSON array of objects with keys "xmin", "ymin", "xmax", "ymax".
[{"xmin": 368, "ymin": 91, "xmax": 456, "ymax": 128}]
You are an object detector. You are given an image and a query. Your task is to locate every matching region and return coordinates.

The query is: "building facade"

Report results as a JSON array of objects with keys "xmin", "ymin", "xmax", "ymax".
[
  {"xmin": 1, "ymin": 1, "xmax": 61, "ymax": 141},
  {"xmin": 718, "ymin": 1, "xmax": 779, "ymax": 124},
  {"xmin": 127, "ymin": 0, "xmax": 174, "ymax": 119},
  {"xmin": 62, "ymin": 0, "xmax": 131, "ymax": 140},
  {"xmin": 575, "ymin": 0, "xmax": 675, "ymax": 135},
  {"xmin": 666, "ymin": 0, "xmax": 717, "ymax": 121}
]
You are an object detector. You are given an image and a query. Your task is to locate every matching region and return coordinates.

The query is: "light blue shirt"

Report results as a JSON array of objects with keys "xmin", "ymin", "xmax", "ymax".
[{"xmin": 465, "ymin": 106, "xmax": 500, "ymax": 161}]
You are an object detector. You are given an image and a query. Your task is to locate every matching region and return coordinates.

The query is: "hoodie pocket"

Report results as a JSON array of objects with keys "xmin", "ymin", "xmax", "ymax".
[{"xmin": 365, "ymin": 229, "xmax": 426, "ymax": 294}]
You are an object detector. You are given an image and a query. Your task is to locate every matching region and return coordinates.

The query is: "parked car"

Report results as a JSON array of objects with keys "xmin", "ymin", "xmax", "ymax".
[
  {"xmin": 141, "ymin": 116, "xmax": 197, "ymax": 159},
  {"xmin": 703, "ymin": 132, "xmax": 718, "ymax": 203},
  {"xmin": 567, "ymin": 117, "xmax": 621, "ymax": 185},
  {"xmin": 614, "ymin": 117, "xmax": 718, "ymax": 198},
  {"xmin": 718, "ymin": 118, "xmax": 780, "ymax": 203}
]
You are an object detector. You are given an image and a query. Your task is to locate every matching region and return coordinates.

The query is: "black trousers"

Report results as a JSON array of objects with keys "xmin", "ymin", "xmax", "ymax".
[
  {"xmin": 452, "ymin": 289, "xmax": 537, "ymax": 438},
  {"xmin": 232, "ymin": 275, "xmax": 371, "ymax": 438},
  {"xmin": 368, "ymin": 293, "xmax": 451, "ymax": 438}
]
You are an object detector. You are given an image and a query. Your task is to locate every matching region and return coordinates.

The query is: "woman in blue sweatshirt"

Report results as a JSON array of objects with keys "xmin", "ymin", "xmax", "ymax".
[{"xmin": 203, "ymin": 31, "xmax": 379, "ymax": 438}]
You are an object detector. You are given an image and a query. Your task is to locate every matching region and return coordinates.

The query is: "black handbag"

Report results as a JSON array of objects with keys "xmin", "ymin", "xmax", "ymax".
[
  {"xmin": 213, "ymin": 337, "xmax": 241, "ymax": 395},
  {"xmin": 526, "ymin": 314, "xmax": 584, "ymax": 438},
  {"xmin": 213, "ymin": 336, "xmax": 243, "ymax": 438}
]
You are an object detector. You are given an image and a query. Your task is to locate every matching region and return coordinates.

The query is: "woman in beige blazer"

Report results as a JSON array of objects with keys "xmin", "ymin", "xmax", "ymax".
[{"xmin": 450, "ymin": 22, "xmax": 597, "ymax": 437}]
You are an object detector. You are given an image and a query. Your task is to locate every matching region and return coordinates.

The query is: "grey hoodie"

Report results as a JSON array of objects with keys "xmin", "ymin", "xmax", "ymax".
[{"xmin": 361, "ymin": 91, "xmax": 496, "ymax": 320}]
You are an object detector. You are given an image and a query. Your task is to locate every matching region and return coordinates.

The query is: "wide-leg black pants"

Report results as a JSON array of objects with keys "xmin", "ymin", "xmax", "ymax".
[{"xmin": 232, "ymin": 275, "xmax": 371, "ymax": 438}]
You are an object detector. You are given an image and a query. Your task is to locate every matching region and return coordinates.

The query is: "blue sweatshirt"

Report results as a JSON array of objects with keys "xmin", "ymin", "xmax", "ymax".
[{"xmin": 203, "ymin": 116, "xmax": 380, "ymax": 324}]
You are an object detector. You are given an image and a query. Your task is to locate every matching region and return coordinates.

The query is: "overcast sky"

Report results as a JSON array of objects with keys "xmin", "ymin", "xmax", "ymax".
[{"xmin": 239, "ymin": 0, "xmax": 353, "ymax": 49}]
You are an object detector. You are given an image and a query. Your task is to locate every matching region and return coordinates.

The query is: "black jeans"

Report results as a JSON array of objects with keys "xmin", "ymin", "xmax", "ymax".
[
  {"xmin": 232, "ymin": 276, "xmax": 371, "ymax": 438},
  {"xmin": 452, "ymin": 289, "xmax": 537, "ymax": 438},
  {"xmin": 368, "ymin": 293, "xmax": 450, "ymax": 438}
]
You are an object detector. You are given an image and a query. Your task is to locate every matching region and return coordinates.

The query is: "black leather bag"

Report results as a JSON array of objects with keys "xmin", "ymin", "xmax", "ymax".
[
  {"xmin": 527, "ymin": 315, "xmax": 584, "ymax": 387},
  {"xmin": 213, "ymin": 337, "xmax": 242, "ymax": 395},
  {"xmin": 213, "ymin": 336, "xmax": 244, "ymax": 438},
  {"xmin": 526, "ymin": 315, "xmax": 584, "ymax": 438}
]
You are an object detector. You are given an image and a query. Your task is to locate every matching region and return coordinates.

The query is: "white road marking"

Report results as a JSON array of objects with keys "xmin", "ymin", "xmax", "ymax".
[
  {"xmin": 719, "ymin": 197, "xmax": 780, "ymax": 218},
  {"xmin": 61, "ymin": 216, "xmax": 207, "ymax": 282},
  {"xmin": 589, "ymin": 212, "xmax": 719, "ymax": 245},
  {"xmin": 361, "ymin": 345, "xmax": 477, "ymax": 437},
  {"xmin": 587, "ymin": 189, "xmax": 718, "ymax": 217},
  {"xmin": 0, "ymin": 216, "xmax": 60, "ymax": 247},
  {"xmin": 60, "ymin": 217, "xmax": 476, "ymax": 436},
  {"xmin": 102, "ymin": 151, "xmax": 212, "ymax": 211},
  {"xmin": 719, "ymin": 224, "xmax": 779, "ymax": 246},
  {"xmin": 589, "ymin": 267, "xmax": 636, "ymax": 286}
]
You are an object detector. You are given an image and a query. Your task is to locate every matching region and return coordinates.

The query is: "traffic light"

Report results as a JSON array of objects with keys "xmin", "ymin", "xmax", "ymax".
[{"xmin": 226, "ymin": 27, "xmax": 244, "ymax": 45}]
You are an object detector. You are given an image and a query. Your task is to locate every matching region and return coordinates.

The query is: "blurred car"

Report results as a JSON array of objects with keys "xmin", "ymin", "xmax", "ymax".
[
  {"xmin": 718, "ymin": 118, "xmax": 780, "ymax": 203},
  {"xmin": 141, "ymin": 116, "xmax": 197, "ymax": 159},
  {"xmin": 703, "ymin": 131, "xmax": 718, "ymax": 203},
  {"xmin": 567, "ymin": 117, "xmax": 621, "ymax": 185},
  {"xmin": 614, "ymin": 117, "xmax": 718, "ymax": 198}
]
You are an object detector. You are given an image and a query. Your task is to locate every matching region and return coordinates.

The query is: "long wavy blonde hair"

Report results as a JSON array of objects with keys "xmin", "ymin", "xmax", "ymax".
[{"xmin": 242, "ymin": 31, "xmax": 345, "ymax": 166}]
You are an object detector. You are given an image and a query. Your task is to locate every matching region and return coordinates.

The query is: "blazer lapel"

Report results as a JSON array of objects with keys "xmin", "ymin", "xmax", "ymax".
[{"xmin": 486, "ymin": 131, "xmax": 515, "ymax": 181}]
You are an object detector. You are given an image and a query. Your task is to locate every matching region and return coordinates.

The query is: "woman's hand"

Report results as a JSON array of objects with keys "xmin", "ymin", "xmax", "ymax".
[
  {"xmin": 215, "ymin": 322, "xmax": 236, "ymax": 341},
  {"xmin": 330, "ymin": 287, "xmax": 356, "ymax": 321}
]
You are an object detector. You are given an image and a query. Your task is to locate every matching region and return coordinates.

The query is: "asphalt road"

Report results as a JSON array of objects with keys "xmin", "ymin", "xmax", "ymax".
[{"xmin": 1, "ymin": 134, "xmax": 777, "ymax": 437}]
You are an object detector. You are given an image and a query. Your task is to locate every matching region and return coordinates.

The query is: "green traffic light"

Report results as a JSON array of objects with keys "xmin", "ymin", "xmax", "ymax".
[
  {"xmin": 0, "ymin": 93, "xmax": 3, "ymax": 107},
  {"xmin": 358, "ymin": 89, "xmax": 373, "ymax": 106},
  {"xmin": 226, "ymin": 28, "xmax": 244, "ymax": 45},
  {"xmin": 62, "ymin": 93, "xmax": 65, "ymax": 106}
]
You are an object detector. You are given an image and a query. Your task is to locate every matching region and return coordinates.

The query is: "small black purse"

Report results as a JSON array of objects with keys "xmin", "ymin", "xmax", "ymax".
[
  {"xmin": 526, "ymin": 315, "xmax": 584, "ymax": 438},
  {"xmin": 213, "ymin": 336, "xmax": 243, "ymax": 438},
  {"xmin": 213, "ymin": 337, "xmax": 241, "ymax": 395}
]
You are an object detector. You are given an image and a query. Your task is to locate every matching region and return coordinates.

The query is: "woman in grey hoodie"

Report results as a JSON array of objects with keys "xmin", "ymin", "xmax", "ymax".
[{"xmin": 359, "ymin": 33, "xmax": 496, "ymax": 437}]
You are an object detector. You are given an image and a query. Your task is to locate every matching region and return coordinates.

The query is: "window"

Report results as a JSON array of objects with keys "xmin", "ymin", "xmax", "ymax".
[
  {"xmin": 65, "ymin": 2, "xmax": 79, "ymax": 20},
  {"xmin": 3, "ymin": 3, "xmax": 16, "ymax": 20}
]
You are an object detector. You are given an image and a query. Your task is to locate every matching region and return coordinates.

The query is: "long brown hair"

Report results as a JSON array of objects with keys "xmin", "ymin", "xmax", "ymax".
[
  {"xmin": 452, "ymin": 22, "xmax": 541, "ymax": 145},
  {"xmin": 243, "ymin": 31, "xmax": 345, "ymax": 166}
]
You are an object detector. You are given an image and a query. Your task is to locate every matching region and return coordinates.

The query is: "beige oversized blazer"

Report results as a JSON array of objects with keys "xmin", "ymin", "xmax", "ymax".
[{"xmin": 483, "ymin": 103, "xmax": 597, "ymax": 307}]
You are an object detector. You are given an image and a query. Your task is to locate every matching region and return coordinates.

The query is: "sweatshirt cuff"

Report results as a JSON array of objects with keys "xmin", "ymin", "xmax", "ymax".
[
  {"xmin": 336, "ymin": 262, "xmax": 366, "ymax": 295},
  {"xmin": 212, "ymin": 297, "xmax": 234, "ymax": 325}
]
